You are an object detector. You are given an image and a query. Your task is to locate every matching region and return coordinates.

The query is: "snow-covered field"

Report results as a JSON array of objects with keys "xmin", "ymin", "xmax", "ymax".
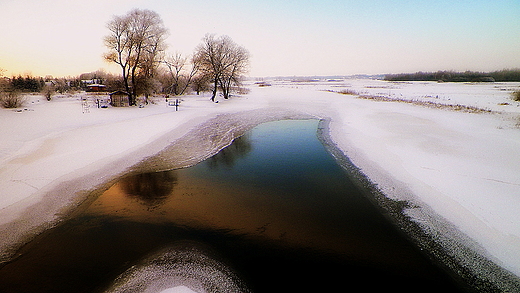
[{"xmin": 1, "ymin": 79, "xmax": 520, "ymax": 289}]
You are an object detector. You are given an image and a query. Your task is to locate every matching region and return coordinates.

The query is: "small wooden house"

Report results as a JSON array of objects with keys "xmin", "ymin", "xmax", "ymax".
[{"xmin": 109, "ymin": 91, "xmax": 130, "ymax": 107}]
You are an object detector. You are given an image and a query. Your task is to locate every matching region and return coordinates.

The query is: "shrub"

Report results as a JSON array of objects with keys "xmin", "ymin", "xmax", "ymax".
[
  {"xmin": 42, "ymin": 85, "xmax": 55, "ymax": 101},
  {"xmin": 0, "ymin": 91, "xmax": 26, "ymax": 108},
  {"xmin": 512, "ymin": 90, "xmax": 520, "ymax": 102}
]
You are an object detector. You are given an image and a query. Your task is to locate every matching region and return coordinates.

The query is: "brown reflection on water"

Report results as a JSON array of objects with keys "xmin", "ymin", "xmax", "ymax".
[
  {"xmin": 86, "ymin": 169, "xmax": 429, "ymax": 274},
  {"xmin": 120, "ymin": 171, "xmax": 177, "ymax": 206}
]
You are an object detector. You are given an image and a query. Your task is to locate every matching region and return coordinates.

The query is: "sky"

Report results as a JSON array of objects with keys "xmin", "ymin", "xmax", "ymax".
[{"xmin": 1, "ymin": 0, "xmax": 519, "ymax": 77}]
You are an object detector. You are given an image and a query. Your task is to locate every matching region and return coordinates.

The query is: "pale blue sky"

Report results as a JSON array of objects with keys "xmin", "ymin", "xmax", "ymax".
[{"xmin": 1, "ymin": 0, "xmax": 519, "ymax": 77}]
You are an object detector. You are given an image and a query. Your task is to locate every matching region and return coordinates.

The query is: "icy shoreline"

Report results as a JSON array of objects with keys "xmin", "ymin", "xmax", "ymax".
[
  {"xmin": 320, "ymin": 118, "xmax": 520, "ymax": 291},
  {"xmin": 1, "ymin": 80, "xmax": 520, "ymax": 291}
]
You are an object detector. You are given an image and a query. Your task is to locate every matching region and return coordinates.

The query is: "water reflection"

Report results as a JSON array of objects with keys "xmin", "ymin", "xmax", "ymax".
[
  {"xmin": 120, "ymin": 171, "xmax": 177, "ymax": 206},
  {"xmin": 87, "ymin": 121, "xmax": 433, "ymax": 269},
  {"xmin": 206, "ymin": 134, "xmax": 252, "ymax": 169}
]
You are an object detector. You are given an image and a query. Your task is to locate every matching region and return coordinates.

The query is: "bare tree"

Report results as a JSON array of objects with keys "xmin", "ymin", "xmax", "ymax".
[
  {"xmin": 191, "ymin": 73, "xmax": 210, "ymax": 95},
  {"xmin": 218, "ymin": 44, "xmax": 249, "ymax": 99},
  {"xmin": 193, "ymin": 34, "xmax": 249, "ymax": 101},
  {"xmin": 163, "ymin": 53, "xmax": 185, "ymax": 95},
  {"xmin": 162, "ymin": 53, "xmax": 200, "ymax": 96},
  {"xmin": 104, "ymin": 9, "xmax": 168, "ymax": 105}
]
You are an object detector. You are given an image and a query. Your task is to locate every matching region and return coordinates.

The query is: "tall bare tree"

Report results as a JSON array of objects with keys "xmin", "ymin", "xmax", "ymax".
[
  {"xmin": 193, "ymin": 34, "xmax": 249, "ymax": 101},
  {"xmin": 218, "ymin": 44, "xmax": 249, "ymax": 100},
  {"xmin": 104, "ymin": 9, "xmax": 168, "ymax": 105}
]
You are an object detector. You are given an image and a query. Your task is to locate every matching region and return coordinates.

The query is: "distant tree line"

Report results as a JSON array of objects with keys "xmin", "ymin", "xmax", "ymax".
[
  {"xmin": 384, "ymin": 69, "xmax": 520, "ymax": 82},
  {"xmin": 0, "ymin": 74, "xmax": 109, "ymax": 93},
  {"xmin": 10, "ymin": 75, "xmax": 45, "ymax": 92}
]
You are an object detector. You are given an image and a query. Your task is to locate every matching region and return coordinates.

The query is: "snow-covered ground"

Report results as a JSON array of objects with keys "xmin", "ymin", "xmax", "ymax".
[
  {"xmin": 104, "ymin": 242, "xmax": 250, "ymax": 293},
  {"xmin": 1, "ymin": 80, "xmax": 520, "ymax": 290}
]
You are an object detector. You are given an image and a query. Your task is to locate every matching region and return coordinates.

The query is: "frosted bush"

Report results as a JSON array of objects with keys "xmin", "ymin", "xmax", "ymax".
[{"xmin": 0, "ymin": 91, "xmax": 26, "ymax": 108}]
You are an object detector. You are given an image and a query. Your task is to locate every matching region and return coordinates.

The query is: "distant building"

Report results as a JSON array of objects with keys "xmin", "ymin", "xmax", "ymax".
[
  {"xmin": 44, "ymin": 81, "xmax": 58, "ymax": 87},
  {"xmin": 109, "ymin": 91, "xmax": 130, "ymax": 107},
  {"xmin": 87, "ymin": 84, "xmax": 107, "ymax": 92}
]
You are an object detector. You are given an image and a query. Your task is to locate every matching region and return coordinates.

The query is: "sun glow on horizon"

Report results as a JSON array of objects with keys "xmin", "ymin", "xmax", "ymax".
[{"xmin": 1, "ymin": 0, "xmax": 519, "ymax": 77}]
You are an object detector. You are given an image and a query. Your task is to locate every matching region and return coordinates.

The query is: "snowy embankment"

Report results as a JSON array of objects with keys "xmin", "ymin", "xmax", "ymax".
[
  {"xmin": 265, "ymin": 80, "xmax": 520, "ymax": 285},
  {"xmin": 0, "ymin": 93, "xmax": 267, "ymax": 261},
  {"xmin": 1, "ymin": 80, "xmax": 520, "ymax": 290}
]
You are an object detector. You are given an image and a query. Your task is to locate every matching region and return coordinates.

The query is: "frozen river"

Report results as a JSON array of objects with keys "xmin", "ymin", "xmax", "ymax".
[{"xmin": 0, "ymin": 120, "xmax": 462, "ymax": 292}]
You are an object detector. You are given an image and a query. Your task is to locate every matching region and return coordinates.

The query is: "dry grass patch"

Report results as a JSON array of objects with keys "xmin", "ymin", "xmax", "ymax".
[{"xmin": 356, "ymin": 95, "xmax": 492, "ymax": 114}]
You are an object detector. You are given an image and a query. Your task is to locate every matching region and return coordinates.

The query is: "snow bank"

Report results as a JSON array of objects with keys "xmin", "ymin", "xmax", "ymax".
[
  {"xmin": 160, "ymin": 287, "xmax": 197, "ymax": 293},
  {"xmin": 104, "ymin": 242, "xmax": 250, "ymax": 293}
]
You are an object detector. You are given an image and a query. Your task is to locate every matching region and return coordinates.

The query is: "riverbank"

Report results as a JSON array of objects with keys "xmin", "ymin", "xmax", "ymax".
[
  {"xmin": 1, "ymin": 80, "xmax": 520, "ymax": 291},
  {"xmin": 0, "ymin": 93, "xmax": 266, "ymax": 263}
]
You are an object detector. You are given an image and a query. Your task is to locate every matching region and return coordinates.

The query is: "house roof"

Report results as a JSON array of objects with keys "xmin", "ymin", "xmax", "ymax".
[{"xmin": 109, "ymin": 90, "xmax": 129, "ymax": 96}]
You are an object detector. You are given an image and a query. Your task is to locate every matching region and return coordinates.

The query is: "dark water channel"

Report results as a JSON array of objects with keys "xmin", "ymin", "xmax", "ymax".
[{"xmin": 0, "ymin": 120, "xmax": 463, "ymax": 292}]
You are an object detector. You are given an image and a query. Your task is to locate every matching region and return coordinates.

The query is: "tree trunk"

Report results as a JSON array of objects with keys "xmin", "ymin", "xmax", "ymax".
[
  {"xmin": 220, "ymin": 74, "xmax": 232, "ymax": 99},
  {"xmin": 130, "ymin": 69, "xmax": 137, "ymax": 106},
  {"xmin": 219, "ymin": 78, "xmax": 229, "ymax": 99},
  {"xmin": 120, "ymin": 66, "xmax": 133, "ymax": 106},
  {"xmin": 211, "ymin": 76, "xmax": 218, "ymax": 102}
]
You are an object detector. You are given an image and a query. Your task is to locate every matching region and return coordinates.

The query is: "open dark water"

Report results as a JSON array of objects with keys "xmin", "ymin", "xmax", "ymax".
[{"xmin": 0, "ymin": 120, "xmax": 464, "ymax": 292}]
